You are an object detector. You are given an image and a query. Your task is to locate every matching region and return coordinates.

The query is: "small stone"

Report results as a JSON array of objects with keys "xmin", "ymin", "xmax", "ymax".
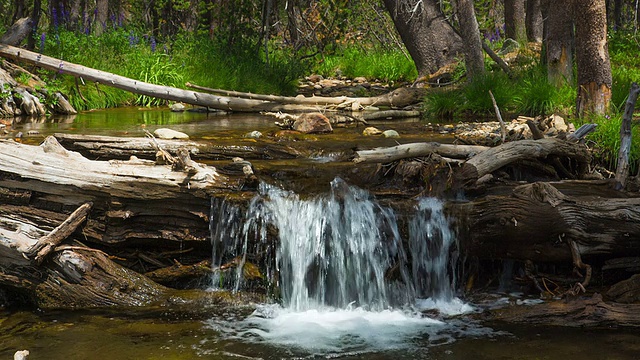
[
  {"xmin": 313, "ymin": 84, "xmax": 322, "ymax": 90},
  {"xmin": 154, "ymin": 128, "xmax": 189, "ymax": 139},
  {"xmin": 244, "ymin": 130, "xmax": 262, "ymax": 139},
  {"xmin": 170, "ymin": 103, "xmax": 186, "ymax": 112},
  {"xmin": 354, "ymin": 76, "xmax": 367, "ymax": 83},
  {"xmin": 363, "ymin": 127, "xmax": 382, "ymax": 136},
  {"xmin": 382, "ymin": 130, "xmax": 400, "ymax": 138},
  {"xmin": 308, "ymin": 74, "xmax": 323, "ymax": 83}
]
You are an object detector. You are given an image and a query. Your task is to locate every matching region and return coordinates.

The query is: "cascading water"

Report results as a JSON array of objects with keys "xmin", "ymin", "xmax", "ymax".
[{"xmin": 207, "ymin": 178, "xmax": 476, "ymax": 354}]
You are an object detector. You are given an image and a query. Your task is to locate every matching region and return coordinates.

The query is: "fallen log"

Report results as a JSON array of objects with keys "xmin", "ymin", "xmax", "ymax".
[
  {"xmin": 354, "ymin": 142, "xmax": 489, "ymax": 163},
  {"xmin": 53, "ymin": 133, "xmax": 304, "ymax": 160},
  {"xmin": 0, "ymin": 44, "xmax": 421, "ymax": 112},
  {"xmin": 454, "ymin": 181, "xmax": 640, "ymax": 263},
  {"xmin": 187, "ymin": 82, "xmax": 427, "ymax": 109},
  {"xmin": 485, "ymin": 293, "xmax": 640, "ymax": 327}
]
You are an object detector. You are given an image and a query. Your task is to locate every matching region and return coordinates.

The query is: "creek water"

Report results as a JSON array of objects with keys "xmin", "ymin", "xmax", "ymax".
[{"xmin": 3, "ymin": 109, "xmax": 640, "ymax": 359}]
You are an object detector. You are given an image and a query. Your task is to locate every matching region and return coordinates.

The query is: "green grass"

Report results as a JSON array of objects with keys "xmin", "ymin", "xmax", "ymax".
[
  {"xmin": 40, "ymin": 29, "xmax": 308, "ymax": 110},
  {"xmin": 579, "ymin": 114, "xmax": 640, "ymax": 174},
  {"xmin": 422, "ymin": 88, "xmax": 465, "ymax": 119},
  {"xmin": 314, "ymin": 47, "xmax": 417, "ymax": 83}
]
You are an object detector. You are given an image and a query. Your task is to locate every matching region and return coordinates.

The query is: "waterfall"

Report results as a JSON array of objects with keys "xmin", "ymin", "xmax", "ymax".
[{"xmin": 209, "ymin": 178, "xmax": 458, "ymax": 309}]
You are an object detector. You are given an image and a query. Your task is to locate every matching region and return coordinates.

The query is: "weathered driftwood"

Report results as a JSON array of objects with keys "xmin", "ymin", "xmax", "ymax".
[
  {"xmin": 485, "ymin": 293, "xmax": 640, "ymax": 327},
  {"xmin": 53, "ymin": 133, "xmax": 303, "ymax": 160},
  {"xmin": 354, "ymin": 142, "xmax": 489, "ymax": 163},
  {"xmin": 488, "ymin": 90, "xmax": 506, "ymax": 143},
  {"xmin": 615, "ymin": 82, "xmax": 639, "ymax": 190},
  {"xmin": 187, "ymin": 82, "xmax": 427, "ymax": 109},
  {"xmin": 454, "ymin": 181, "xmax": 640, "ymax": 263},
  {"xmin": 458, "ymin": 138, "xmax": 590, "ymax": 186},
  {"xmin": 145, "ymin": 259, "xmax": 212, "ymax": 286}
]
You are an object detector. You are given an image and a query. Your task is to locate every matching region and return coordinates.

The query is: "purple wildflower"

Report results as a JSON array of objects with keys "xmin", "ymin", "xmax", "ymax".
[
  {"xmin": 39, "ymin": 33, "xmax": 46, "ymax": 53},
  {"xmin": 52, "ymin": 8, "xmax": 58, "ymax": 30},
  {"xmin": 128, "ymin": 30, "xmax": 136, "ymax": 46},
  {"xmin": 150, "ymin": 36, "xmax": 156, "ymax": 52}
]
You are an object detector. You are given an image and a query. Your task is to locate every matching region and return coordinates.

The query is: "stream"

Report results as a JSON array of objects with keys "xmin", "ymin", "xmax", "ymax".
[{"xmin": 3, "ymin": 109, "xmax": 640, "ymax": 359}]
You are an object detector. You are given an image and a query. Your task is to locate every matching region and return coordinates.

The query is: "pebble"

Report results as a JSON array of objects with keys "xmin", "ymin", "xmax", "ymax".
[
  {"xmin": 170, "ymin": 103, "xmax": 186, "ymax": 112},
  {"xmin": 363, "ymin": 127, "xmax": 382, "ymax": 136},
  {"xmin": 244, "ymin": 130, "xmax": 262, "ymax": 139}
]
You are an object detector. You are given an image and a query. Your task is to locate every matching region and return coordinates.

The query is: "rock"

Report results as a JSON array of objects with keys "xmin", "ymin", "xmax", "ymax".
[
  {"xmin": 354, "ymin": 76, "xmax": 367, "ymax": 83},
  {"xmin": 170, "ymin": 103, "xmax": 186, "ymax": 112},
  {"xmin": 363, "ymin": 127, "xmax": 382, "ymax": 136},
  {"xmin": 499, "ymin": 38, "xmax": 520, "ymax": 55},
  {"xmin": 307, "ymin": 74, "xmax": 323, "ymax": 83},
  {"xmin": 292, "ymin": 113, "xmax": 333, "ymax": 134},
  {"xmin": 154, "ymin": 128, "xmax": 189, "ymax": 140},
  {"xmin": 382, "ymin": 130, "xmax": 400, "ymax": 138},
  {"xmin": 244, "ymin": 130, "xmax": 262, "ymax": 139},
  {"xmin": 550, "ymin": 114, "xmax": 568, "ymax": 132},
  {"xmin": 14, "ymin": 350, "xmax": 29, "ymax": 360}
]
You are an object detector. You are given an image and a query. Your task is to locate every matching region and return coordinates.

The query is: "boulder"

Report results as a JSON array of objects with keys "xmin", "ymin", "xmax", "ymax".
[
  {"xmin": 363, "ymin": 127, "xmax": 382, "ymax": 136},
  {"xmin": 170, "ymin": 103, "xmax": 186, "ymax": 112},
  {"xmin": 154, "ymin": 128, "xmax": 189, "ymax": 140},
  {"xmin": 292, "ymin": 113, "xmax": 333, "ymax": 134},
  {"xmin": 382, "ymin": 130, "xmax": 400, "ymax": 138}
]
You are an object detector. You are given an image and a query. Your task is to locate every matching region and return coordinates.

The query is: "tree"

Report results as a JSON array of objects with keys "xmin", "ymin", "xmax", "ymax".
[
  {"xmin": 454, "ymin": 0, "xmax": 484, "ymax": 80},
  {"xmin": 575, "ymin": 0, "xmax": 612, "ymax": 116},
  {"xmin": 544, "ymin": 0, "xmax": 574, "ymax": 87},
  {"xmin": 382, "ymin": 0, "xmax": 463, "ymax": 77},
  {"xmin": 504, "ymin": 0, "xmax": 526, "ymax": 42},
  {"xmin": 526, "ymin": 0, "xmax": 543, "ymax": 42}
]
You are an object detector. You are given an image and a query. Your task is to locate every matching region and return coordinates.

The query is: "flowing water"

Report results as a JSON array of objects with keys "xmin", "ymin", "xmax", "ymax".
[{"xmin": 3, "ymin": 109, "xmax": 640, "ymax": 359}]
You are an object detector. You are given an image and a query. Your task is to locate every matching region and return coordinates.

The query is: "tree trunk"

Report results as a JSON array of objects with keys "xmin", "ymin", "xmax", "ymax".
[
  {"xmin": 504, "ymin": 0, "xmax": 526, "ymax": 42},
  {"xmin": 455, "ymin": 0, "xmax": 485, "ymax": 81},
  {"xmin": 26, "ymin": 0, "xmax": 41, "ymax": 51},
  {"xmin": 614, "ymin": 0, "xmax": 623, "ymax": 29},
  {"xmin": 545, "ymin": 0, "xmax": 574, "ymax": 86},
  {"xmin": 69, "ymin": 0, "xmax": 82, "ymax": 30},
  {"xmin": 526, "ymin": 0, "xmax": 543, "ymax": 42},
  {"xmin": 0, "ymin": 17, "xmax": 33, "ymax": 46},
  {"xmin": 382, "ymin": 0, "xmax": 463, "ymax": 76},
  {"xmin": 575, "ymin": 0, "xmax": 612, "ymax": 117},
  {"xmin": 94, "ymin": 0, "xmax": 109, "ymax": 35}
]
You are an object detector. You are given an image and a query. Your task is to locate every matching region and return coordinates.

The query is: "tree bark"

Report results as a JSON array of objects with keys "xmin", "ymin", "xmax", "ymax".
[
  {"xmin": 504, "ymin": 0, "xmax": 526, "ymax": 42},
  {"xmin": 545, "ymin": 0, "xmax": 574, "ymax": 86},
  {"xmin": 456, "ymin": 181, "xmax": 640, "ymax": 263},
  {"xmin": 26, "ymin": 0, "xmax": 42, "ymax": 51},
  {"xmin": 526, "ymin": 0, "xmax": 543, "ymax": 42},
  {"xmin": 382, "ymin": 0, "xmax": 463, "ymax": 76},
  {"xmin": 614, "ymin": 82, "xmax": 640, "ymax": 190},
  {"xmin": 94, "ymin": 0, "xmax": 109, "ymax": 35},
  {"xmin": 455, "ymin": 0, "xmax": 485, "ymax": 81},
  {"xmin": 575, "ymin": 0, "xmax": 612, "ymax": 117}
]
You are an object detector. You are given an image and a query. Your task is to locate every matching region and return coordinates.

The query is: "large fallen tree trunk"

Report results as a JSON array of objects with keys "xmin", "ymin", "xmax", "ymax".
[
  {"xmin": 0, "ymin": 44, "xmax": 422, "ymax": 113},
  {"xmin": 453, "ymin": 181, "xmax": 640, "ymax": 263}
]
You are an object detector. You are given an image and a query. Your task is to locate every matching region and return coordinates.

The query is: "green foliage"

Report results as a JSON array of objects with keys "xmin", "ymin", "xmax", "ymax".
[
  {"xmin": 513, "ymin": 66, "xmax": 567, "ymax": 116},
  {"xmin": 422, "ymin": 88, "xmax": 464, "ymax": 120},
  {"xmin": 579, "ymin": 114, "xmax": 640, "ymax": 174},
  {"xmin": 314, "ymin": 47, "xmax": 417, "ymax": 83},
  {"xmin": 463, "ymin": 72, "xmax": 513, "ymax": 114}
]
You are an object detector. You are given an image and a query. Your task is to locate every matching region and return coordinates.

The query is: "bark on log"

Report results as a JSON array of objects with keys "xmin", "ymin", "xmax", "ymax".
[
  {"xmin": 187, "ymin": 82, "xmax": 427, "ymax": 109},
  {"xmin": 459, "ymin": 138, "xmax": 590, "ymax": 186},
  {"xmin": 53, "ymin": 133, "xmax": 303, "ymax": 161},
  {"xmin": 455, "ymin": 182, "xmax": 640, "ymax": 263},
  {"xmin": 0, "ymin": 17, "xmax": 33, "ymax": 46},
  {"xmin": 0, "ymin": 44, "xmax": 421, "ymax": 112},
  {"xmin": 485, "ymin": 293, "xmax": 640, "ymax": 327},
  {"xmin": 615, "ymin": 82, "xmax": 639, "ymax": 190},
  {"xmin": 354, "ymin": 142, "xmax": 489, "ymax": 163}
]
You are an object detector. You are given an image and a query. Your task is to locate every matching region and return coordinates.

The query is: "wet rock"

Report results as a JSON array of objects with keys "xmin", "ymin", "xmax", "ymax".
[
  {"xmin": 154, "ymin": 128, "xmax": 189, "ymax": 140},
  {"xmin": 363, "ymin": 127, "xmax": 382, "ymax": 136},
  {"xmin": 244, "ymin": 130, "xmax": 262, "ymax": 139},
  {"xmin": 292, "ymin": 113, "xmax": 333, "ymax": 134},
  {"xmin": 170, "ymin": 103, "xmax": 186, "ymax": 112},
  {"xmin": 382, "ymin": 129, "xmax": 400, "ymax": 138}
]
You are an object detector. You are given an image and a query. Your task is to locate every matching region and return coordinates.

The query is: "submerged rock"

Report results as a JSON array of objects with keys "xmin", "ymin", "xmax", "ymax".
[
  {"xmin": 292, "ymin": 113, "xmax": 333, "ymax": 134},
  {"xmin": 382, "ymin": 130, "xmax": 400, "ymax": 138},
  {"xmin": 244, "ymin": 130, "xmax": 263, "ymax": 139},
  {"xmin": 154, "ymin": 128, "xmax": 189, "ymax": 140},
  {"xmin": 170, "ymin": 103, "xmax": 186, "ymax": 112},
  {"xmin": 363, "ymin": 127, "xmax": 382, "ymax": 136}
]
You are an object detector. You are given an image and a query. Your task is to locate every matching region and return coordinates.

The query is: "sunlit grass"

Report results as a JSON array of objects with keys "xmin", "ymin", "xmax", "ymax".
[{"xmin": 315, "ymin": 47, "xmax": 417, "ymax": 83}]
